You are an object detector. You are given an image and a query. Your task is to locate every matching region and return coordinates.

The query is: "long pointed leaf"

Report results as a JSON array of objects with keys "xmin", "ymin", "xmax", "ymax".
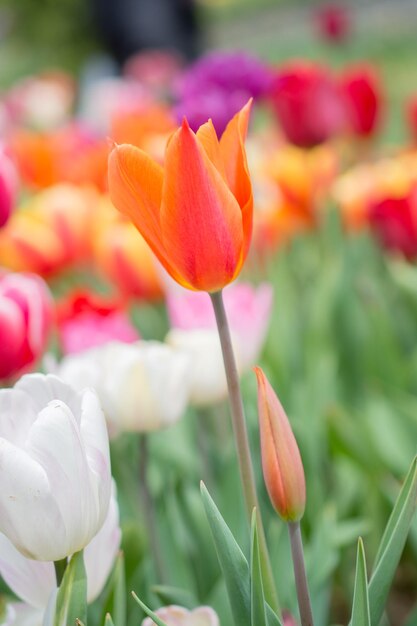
[
  {"xmin": 131, "ymin": 592, "xmax": 169, "ymax": 626},
  {"xmin": 200, "ymin": 482, "xmax": 251, "ymax": 626},
  {"xmin": 251, "ymin": 510, "xmax": 267, "ymax": 626},
  {"xmin": 368, "ymin": 457, "xmax": 417, "ymax": 626},
  {"xmin": 351, "ymin": 538, "xmax": 370, "ymax": 626},
  {"xmin": 53, "ymin": 551, "xmax": 87, "ymax": 626}
]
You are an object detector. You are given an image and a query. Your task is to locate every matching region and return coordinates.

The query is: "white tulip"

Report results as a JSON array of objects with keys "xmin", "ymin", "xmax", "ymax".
[
  {"xmin": 55, "ymin": 341, "xmax": 191, "ymax": 435},
  {"xmin": 0, "ymin": 374, "xmax": 111, "ymax": 561},
  {"xmin": 0, "ymin": 484, "xmax": 121, "ymax": 626},
  {"xmin": 165, "ymin": 328, "xmax": 242, "ymax": 408}
]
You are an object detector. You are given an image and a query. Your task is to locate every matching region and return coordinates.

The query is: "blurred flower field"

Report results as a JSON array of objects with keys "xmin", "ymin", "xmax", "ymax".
[{"xmin": 0, "ymin": 2, "xmax": 417, "ymax": 626}]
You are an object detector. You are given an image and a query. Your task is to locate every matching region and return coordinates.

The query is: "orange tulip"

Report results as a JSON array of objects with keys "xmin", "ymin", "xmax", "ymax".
[
  {"xmin": 108, "ymin": 101, "xmax": 253, "ymax": 292},
  {"xmin": 254, "ymin": 367, "xmax": 306, "ymax": 522}
]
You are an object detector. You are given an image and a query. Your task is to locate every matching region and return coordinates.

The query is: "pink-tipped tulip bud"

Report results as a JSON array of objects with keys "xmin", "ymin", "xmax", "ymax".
[{"xmin": 254, "ymin": 367, "xmax": 306, "ymax": 522}]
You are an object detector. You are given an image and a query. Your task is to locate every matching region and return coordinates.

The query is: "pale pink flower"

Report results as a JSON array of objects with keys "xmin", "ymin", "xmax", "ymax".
[
  {"xmin": 166, "ymin": 281, "xmax": 273, "ymax": 376},
  {"xmin": 142, "ymin": 605, "xmax": 220, "ymax": 626}
]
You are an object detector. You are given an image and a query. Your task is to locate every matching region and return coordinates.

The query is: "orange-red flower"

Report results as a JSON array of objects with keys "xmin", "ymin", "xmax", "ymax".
[
  {"xmin": 108, "ymin": 101, "xmax": 253, "ymax": 292},
  {"xmin": 254, "ymin": 367, "xmax": 306, "ymax": 522}
]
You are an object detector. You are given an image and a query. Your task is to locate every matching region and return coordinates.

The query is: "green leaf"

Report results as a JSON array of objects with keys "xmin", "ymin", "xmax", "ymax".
[
  {"xmin": 200, "ymin": 482, "xmax": 251, "ymax": 626},
  {"xmin": 151, "ymin": 585, "xmax": 196, "ymax": 609},
  {"xmin": 351, "ymin": 538, "xmax": 370, "ymax": 626},
  {"xmin": 250, "ymin": 510, "xmax": 267, "ymax": 626},
  {"xmin": 53, "ymin": 551, "xmax": 87, "ymax": 626},
  {"xmin": 368, "ymin": 456, "xmax": 417, "ymax": 626},
  {"xmin": 131, "ymin": 592, "xmax": 169, "ymax": 626},
  {"xmin": 104, "ymin": 614, "xmax": 115, "ymax": 626},
  {"xmin": 266, "ymin": 603, "xmax": 282, "ymax": 626},
  {"xmin": 100, "ymin": 552, "xmax": 126, "ymax": 626}
]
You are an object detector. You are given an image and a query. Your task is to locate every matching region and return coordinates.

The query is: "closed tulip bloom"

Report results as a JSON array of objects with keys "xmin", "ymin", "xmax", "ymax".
[
  {"xmin": 108, "ymin": 101, "xmax": 253, "ymax": 292},
  {"xmin": 0, "ymin": 484, "xmax": 120, "ymax": 626},
  {"xmin": 269, "ymin": 62, "xmax": 346, "ymax": 148},
  {"xmin": 0, "ymin": 374, "xmax": 111, "ymax": 561},
  {"xmin": 340, "ymin": 64, "xmax": 382, "ymax": 138},
  {"xmin": 0, "ymin": 272, "xmax": 53, "ymax": 381},
  {"xmin": 54, "ymin": 341, "xmax": 191, "ymax": 436},
  {"xmin": 254, "ymin": 367, "xmax": 306, "ymax": 522},
  {"xmin": 142, "ymin": 605, "xmax": 220, "ymax": 626}
]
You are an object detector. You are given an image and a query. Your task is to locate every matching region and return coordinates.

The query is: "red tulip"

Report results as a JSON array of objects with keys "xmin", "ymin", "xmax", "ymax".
[
  {"xmin": 0, "ymin": 272, "xmax": 53, "ymax": 381},
  {"xmin": 269, "ymin": 62, "xmax": 346, "ymax": 148},
  {"xmin": 340, "ymin": 64, "xmax": 382, "ymax": 138},
  {"xmin": 316, "ymin": 4, "xmax": 351, "ymax": 44},
  {"xmin": 368, "ymin": 191, "xmax": 417, "ymax": 260},
  {"xmin": 56, "ymin": 289, "xmax": 139, "ymax": 355}
]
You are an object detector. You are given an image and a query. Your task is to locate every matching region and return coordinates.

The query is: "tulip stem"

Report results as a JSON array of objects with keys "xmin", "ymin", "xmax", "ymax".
[
  {"xmin": 138, "ymin": 434, "xmax": 166, "ymax": 583},
  {"xmin": 54, "ymin": 558, "xmax": 68, "ymax": 587},
  {"xmin": 210, "ymin": 290, "xmax": 280, "ymax": 615},
  {"xmin": 288, "ymin": 522, "xmax": 314, "ymax": 626}
]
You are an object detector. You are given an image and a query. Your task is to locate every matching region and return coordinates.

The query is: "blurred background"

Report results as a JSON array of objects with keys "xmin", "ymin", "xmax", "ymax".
[{"xmin": 1, "ymin": 1, "xmax": 417, "ymax": 626}]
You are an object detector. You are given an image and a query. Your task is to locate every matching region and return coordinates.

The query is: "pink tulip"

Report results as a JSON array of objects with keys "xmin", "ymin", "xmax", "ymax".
[
  {"xmin": 167, "ymin": 282, "xmax": 273, "ymax": 370},
  {"xmin": 0, "ymin": 272, "xmax": 53, "ymax": 381}
]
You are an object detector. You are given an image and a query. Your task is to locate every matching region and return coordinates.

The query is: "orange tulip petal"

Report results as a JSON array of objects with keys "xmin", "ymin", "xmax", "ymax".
[
  {"xmin": 160, "ymin": 120, "xmax": 243, "ymax": 292},
  {"xmin": 220, "ymin": 101, "xmax": 253, "ymax": 262},
  {"xmin": 108, "ymin": 144, "xmax": 194, "ymax": 287},
  {"xmin": 196, "ymin": 119, "xmax": 226, "ymax": 179}
]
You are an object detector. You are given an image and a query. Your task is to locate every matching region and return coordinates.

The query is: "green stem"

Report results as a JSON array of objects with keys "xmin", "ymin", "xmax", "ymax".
[
  {"xmin": 210, "ymin": 289, "xmax": 280, "ymax": 615},
  {"xmin": 54, "ymin": 558, "xmax": 67, "ymax": 587},
  {"xmin": 138, "ymin": 434, "xmax": 166, "ymax": 583},
  {"xmin": 288, "ymin": 522, "xmax": 314, "ymax": 626}
]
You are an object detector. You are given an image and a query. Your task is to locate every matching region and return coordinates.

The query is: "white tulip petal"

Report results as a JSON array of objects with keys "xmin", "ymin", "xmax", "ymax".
[
  {"xmin": 25, "ymin": 401, "xmax": 101, "ymax": 559},
  {"xmin": 4, "ymin": 603, "xmax": 43, "ymax": 626},
  {"xmin": 0, "ymin": 533, "xmax": 54, "ymax": 609},
  {"xmin": 84, "ymin": 484, "xmax": 121, "ymax": 602},
  {"xmin": 0, "ymin": 438, "xmax": 64, "ymax": 560},
  {"xmin": 0, "ymin": 389, "xmax": 37, "ymax": 446},
  {"xmin": 15, "ymin": 374, "xmax": 81, "ymax": 422}
]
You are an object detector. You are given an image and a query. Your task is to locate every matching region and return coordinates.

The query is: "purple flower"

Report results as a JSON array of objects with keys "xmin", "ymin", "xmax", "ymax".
[{"xmin": 175, "ymin": 51, "xmax": 272, "ymax": 134}]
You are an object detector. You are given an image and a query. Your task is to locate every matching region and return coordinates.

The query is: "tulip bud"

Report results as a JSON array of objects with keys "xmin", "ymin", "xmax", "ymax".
[{"xmin": 254, "ymin": 367, "xmax": 306, "ymax": 522}]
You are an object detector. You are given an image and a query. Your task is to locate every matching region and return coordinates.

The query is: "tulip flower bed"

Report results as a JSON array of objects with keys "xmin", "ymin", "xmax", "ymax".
[{"xmin": 1, "ymin": 41, "xmax": 417, "ymax": 626}]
